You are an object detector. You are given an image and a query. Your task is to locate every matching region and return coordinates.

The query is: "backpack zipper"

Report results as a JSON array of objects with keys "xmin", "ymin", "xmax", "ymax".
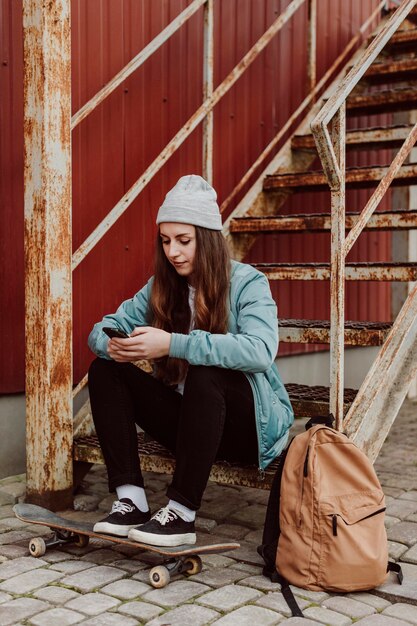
[
  {"xmin": 303, "ymin": 447, "xmax": 309, "ymax": 477},
  {"xmin": 332, "ymin": 514, "xmax": 338, "ymax": 536}
]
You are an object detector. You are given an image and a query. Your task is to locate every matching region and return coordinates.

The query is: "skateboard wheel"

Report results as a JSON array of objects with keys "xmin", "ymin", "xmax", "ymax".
[
  {"xmin": 29, "ymin": 537, "xmax": 46, "ymax": 557},
  {"xmin": 184, "ymin": 555, "xmax": 203, "ymax": 576},
  {"xmin": 73, "ymin": 534, "xmax": 89, "ymax": 548},
  {"xmin": 149, "ymin": 565, "xmax": 170, "ymax": 588}
]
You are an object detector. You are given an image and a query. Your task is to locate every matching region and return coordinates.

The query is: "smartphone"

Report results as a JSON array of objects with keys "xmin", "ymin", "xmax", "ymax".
[{"xmin": 103, "ymin": 327, "xmax": 130, "ymax": 339}]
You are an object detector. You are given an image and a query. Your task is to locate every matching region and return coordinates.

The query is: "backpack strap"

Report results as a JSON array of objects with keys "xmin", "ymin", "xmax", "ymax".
[
  {"xmin": 305, "ymin": 414, "xmax": 334, "ymax": 430},
  {"xmin": 273, "ymin": 571, "xmax": 304, "ymax": 617},
  {"xmin": 387, "ymin": 561, "xmax": 403, "ymax": 584}
]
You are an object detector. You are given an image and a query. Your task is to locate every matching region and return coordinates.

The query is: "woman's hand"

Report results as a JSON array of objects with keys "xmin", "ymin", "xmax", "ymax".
[{"xmin": 107, "ymin": 327, "xmax": 171, "ymax": 362}]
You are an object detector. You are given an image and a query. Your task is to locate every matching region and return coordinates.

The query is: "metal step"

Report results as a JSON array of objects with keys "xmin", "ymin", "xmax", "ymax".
[
  {"xmin": 253, "ymin": 262, "xmax": 417, "ymax": 281},
  {"xmin": 383, "ymin": 27, "xmax": 417, "ymax": 52},
  {"xmin": 360, "ymin": 58, "xmax": 417, "ymax": 84},
  {"xmin": 279, "ymin": 319, "xmax": 392, "ymax": 346},
  {"xmin": 263, "ymin": 163, "xmax": 417, "ymax": 192},
  {"xmin": 286, "ymin": 383, "xmax": 357, "ymax": 418},
  {"xmin": 229, "ymin": 210, "xmax": 417, "ymax": 233},
  {"xmin": 347, "ymin": 87, "xmax": 417, "ymax": 116},
  {"xmin": 291, "ymin": 125, "xmax": 414, "ymax": 152},
  {"xmin": 73, "ymin": 432, "xmax": 276, "ymax": 490}
]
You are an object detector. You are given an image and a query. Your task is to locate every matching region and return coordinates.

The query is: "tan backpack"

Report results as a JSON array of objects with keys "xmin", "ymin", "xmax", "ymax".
[{"xmin": 258, "ymin": 417, "xmax": 402, "ymax": 617}]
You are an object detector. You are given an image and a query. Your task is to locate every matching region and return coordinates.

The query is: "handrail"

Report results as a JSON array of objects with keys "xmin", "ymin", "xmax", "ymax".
[
  {"xmin": 71, "ymin": 0, "xmax": 306, "ymax": 271},
  {"xmin": 309, "ymin": 0, "xmax": 417, "ymax": 429},
  {"xmin": 311, "ymin": 0, "xmax": 417, "ymax": 187},
  {"xmin": 71, "ymin": 0, "xmax": 206, "ymax": 130}
]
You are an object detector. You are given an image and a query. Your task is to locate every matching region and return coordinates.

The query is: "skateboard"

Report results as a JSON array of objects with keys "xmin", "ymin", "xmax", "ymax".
[{"xmin": 13, "ymin": 503, "xmax": 240, "ymax": 588}]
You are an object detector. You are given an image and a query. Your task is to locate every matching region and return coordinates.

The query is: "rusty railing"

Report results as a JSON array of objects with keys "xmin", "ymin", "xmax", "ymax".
[{"xmin": 311, "ymin": 0, "xmax": 417, "ymax": 434}]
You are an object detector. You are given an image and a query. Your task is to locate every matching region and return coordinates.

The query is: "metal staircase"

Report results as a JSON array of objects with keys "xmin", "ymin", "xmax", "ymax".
[
  {"xmin": 225, "ymin": 0, "xmax": 417, "ymax": 461},
  {"xmin": 73, "ymin": 1, "xmax": 417, "ymax": 487}
]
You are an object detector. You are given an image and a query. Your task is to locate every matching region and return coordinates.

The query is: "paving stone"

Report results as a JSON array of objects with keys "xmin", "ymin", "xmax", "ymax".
[
  {"xmin": 244, "ymin": 528, "xmax": 263, "ymax": 544},
  {"xmin": 278, "ymin": 617, "xmax": 320, "ymax": 626},
  {"xmin": 60, "ymin": 565, "xmax": 126, "ymax": 592},
  {"xmin": 385, "ymin": 516, "xmax": 401, "ymax": 529},
  {"xmin": 231, "ymin": 561, "xmax": 262, "ymax": 575},
  {"xmin": 238, "ymin": 574, "xmax": 283, "ymax": 592},
  {"xmin": 215, "ymin": 523, "xmax": 249, "ymax": 540},
  {"xmin": 354, "ymin": 615, "xmax": 407, "ymax": 625},
  {"xmin": 376, "ymin": 577, "xmax": 417, "ymax": 603},
  {"xmin": 98, "ymin": 495, "xmax": 115, "ymax": 512},
  {"xmin": 400, "ymin": 562, "xmax": 417, "ymax": 581},
  {"xmin": 32, "ymin": 586, "xmax": 81, "ymax": 605},
  {"xmin": 255, "ymin": 591, "xmax": 310, "ymax": 617},
  {"xmin": 198, "ymin": 497, "xmax": 245, "ymax": 522},
  {"xmin": 101, "ymin": 578, "xmax": 150, "ymax": 599},
  {"xmin": 388, "ymin": 540, "xmax": 408, "ymax": 560},
  {"xmin": 73, "ymin": 495, "xmax": 101, "ymax": 512},
  {"xmin": 0, "ymin": 591, "xmax": 12, "ymax": 604},
  {"xmin": 189, "ymin": 566, "xmax": 247, "ymax": 588},
  {"xmin": 304, "ymin": 606, "xmax": 353, "ymax": 625},
  {"xmin": 0, "ymin": 506, "xmax": 15, "ymax": 519},
  {"xmin": 50, "ymin": 560, "xmax": 95, "ymax": 574},
  {"xmin": 0, "ymin": 529, "xmax": 33, "ymax": 544},
  {"xmin": 290, "ymin": 586, "xmax": 330, "ymax": 602},
  {"xmin": 195, "ymin": 517, "xmax": 217, "ymax": 533},
  {"xmin": 79, "ymin": 548, "xmax": 123, "ymax": 565},
  {"xmin": 400, "ymin": 491, "xmax": 417, "ymax": 502},
  {"xmin": 0, "ymin": 544, "xmax": 27, "ymax": 558},
  {"xmin": 0, "ymin": 516, "xmax": 30, "ymax": 530},
  {"xmin": 77, "ymin": 613, "xmax": 138, "ymax": 626},
  {"xmin": 0, "ymin": 483, "xmax": 26, "ymax": 499},
  {"xmin": 402, "ymin": 543, "xmax": 417, "ymax": 564},
  {"xmin": 210, "ymin": 604, "xmax": 282, "ymax": 625},
  {"xmin": 142, "ymin": 579, "xmax": 211, "ymax": 607},
  {"xmin": 29, "ymin": 607, "xmax": 84, "ymax": 626},
  {"xmin": 0, "ymin": 567, "xmax": 63, "ymax": 593},
  {"xmin": 147, "ymin": 604, "xmax": 220, "ymax": 626},
  {"xmin": 382, "ymin": 488, "xmax": 405, "ymax": 499},
  {"xmin": 65, "ymin": 592, "xmax": 120, "ymax": 615},
  {"xmin": 387, "ymin": 522, "xmax": 417, "ymax": 547},
  {"xmin": 117, "ymin": 600, "xmax": 163, "ymax": 620},
  {"xmin": 230, "ymin": 541, "xmax": 264, "ymax": 566},
  {"xmin": 323, "ymin": 596, "xmax": 376, "ymax": 619},
  {"xmin": 346, "ymin": 592, "xmax": 391, "ymax": 611},
  {"xmin": 407, "ymin": 514, "xmax": 417, "ymax": 523},
  {"xmin": 197, "ymin": 583, "xmax": 262, "ymax": 610},
  {"xmin": 0, "ymin": 555, "xmax": 47, "ymax": 579},
  {"xmin": 0, "ymin": 597, "xmax": 49, "ymax": 626},
  {"xmin": 201, "ymin": 553, "xmax": 236, "ymax": 569},
  {"xmin": 386, "ymin": 500, "xmax": 417, "ymax": 520},
  {"xmin": 227, "ymin": 504, "xmax": 267, "ymax": 529},
  {"xmin": 382, "ymin": 603, "xmax": 417, "ymax": 624},
  {"xmin": 110, "ymin": 558, "xmax": 146, "ymax": 573}
]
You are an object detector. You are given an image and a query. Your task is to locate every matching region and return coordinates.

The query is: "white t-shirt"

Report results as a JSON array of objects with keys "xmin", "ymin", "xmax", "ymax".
[{"xmin": 176, "ymin": 285, "xmax": 195, "ymax": 395}]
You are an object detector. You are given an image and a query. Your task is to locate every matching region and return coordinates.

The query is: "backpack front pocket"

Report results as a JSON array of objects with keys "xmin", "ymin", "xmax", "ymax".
[{"xmin": 317, "ymin": 503, "xmax": 388, "ymax": 591}]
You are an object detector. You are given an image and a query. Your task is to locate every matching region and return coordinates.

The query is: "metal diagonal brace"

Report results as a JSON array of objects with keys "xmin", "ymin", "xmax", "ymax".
[{"xmin": 343, "ymin": 281, "xmax": 417, "ymax": 462}]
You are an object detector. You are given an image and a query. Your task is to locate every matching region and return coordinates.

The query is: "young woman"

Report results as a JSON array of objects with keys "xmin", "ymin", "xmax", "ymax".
[{"xmin": 88, "ymin": 174, "xmax": 294, "ymax": 547}]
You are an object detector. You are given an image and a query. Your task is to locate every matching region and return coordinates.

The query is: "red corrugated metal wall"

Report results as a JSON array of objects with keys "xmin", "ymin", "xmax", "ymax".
[{"xmin": 1, "ymin": 0, "xmax": 389, "ymax": 392}]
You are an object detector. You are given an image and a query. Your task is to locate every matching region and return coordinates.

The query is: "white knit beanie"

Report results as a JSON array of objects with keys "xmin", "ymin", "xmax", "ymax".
[{"xmin": 156, "ymin": 174, "xmax": 222, "ymax": 231}]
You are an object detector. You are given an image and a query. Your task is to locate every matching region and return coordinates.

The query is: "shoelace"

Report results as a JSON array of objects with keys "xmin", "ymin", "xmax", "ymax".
[
  {"xmin": 152, "ymin": 506, "xmax": 179, "ymax": 526},
  {"xmin": 111, "ymin": 500, "xmax": 135, "ymax": 515}
]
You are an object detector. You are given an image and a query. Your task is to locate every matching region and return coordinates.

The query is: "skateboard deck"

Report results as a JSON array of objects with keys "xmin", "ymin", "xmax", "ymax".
[{"xmin": 13, "ymin": 503, "xmax": 240, "ymax": 587}]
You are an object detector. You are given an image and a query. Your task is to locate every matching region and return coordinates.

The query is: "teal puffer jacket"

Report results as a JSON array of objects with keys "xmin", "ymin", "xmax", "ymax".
[{"xmin": 88, "ymin": 260, "xmax": 294, "ymax": 470}]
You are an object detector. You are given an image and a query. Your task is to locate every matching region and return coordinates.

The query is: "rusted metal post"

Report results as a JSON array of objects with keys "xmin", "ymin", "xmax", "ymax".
[
  {"xmin": 329, "ymin": 105, "xmax": 346, "ymax": 430},
  {"xmin": 306, "ymin": 0, "xmax": 317, "ymax": 95},
  {"xmin": 202, "ymin": 0, "xmax": 214, "ymax": 183},
  {"xmin": 23, "ymin": 0, "xmax": 73, "ymax": 510}
]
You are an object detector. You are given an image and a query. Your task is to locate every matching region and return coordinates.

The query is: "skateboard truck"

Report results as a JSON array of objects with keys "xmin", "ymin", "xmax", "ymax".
[{"xmin": 29, "ymin": 530, "xmax": 89, "ymax": 557}]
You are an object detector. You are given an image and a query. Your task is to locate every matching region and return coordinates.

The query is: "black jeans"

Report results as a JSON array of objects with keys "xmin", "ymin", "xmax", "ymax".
[{"xmin": 88, "ymin": 358, "xmax": 258, "ymax": 510}]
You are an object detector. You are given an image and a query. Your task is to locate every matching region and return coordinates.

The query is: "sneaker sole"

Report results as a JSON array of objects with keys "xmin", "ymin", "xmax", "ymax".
[
  {"xmin": 93, "ymin": 522, "xmax": 140, "ymax": 537},
  {"xmin": 128, "ymin": 528, "xmax": 197, "ymax": 547}
]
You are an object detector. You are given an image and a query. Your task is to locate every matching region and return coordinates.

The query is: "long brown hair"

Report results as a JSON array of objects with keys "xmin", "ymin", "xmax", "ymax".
[{"xmin": 149, "ymin": 226, "xmax": 231, "ymax": 385}]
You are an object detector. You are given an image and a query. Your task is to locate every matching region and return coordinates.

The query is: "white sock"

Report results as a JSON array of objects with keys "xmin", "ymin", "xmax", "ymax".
[
  {"xmin": 116, "ymin": 485, "xmax": 149, "ymax": 513},
  {"xmin": 168, "ymin": 499, "xmax": 196, "ymax": 522}
]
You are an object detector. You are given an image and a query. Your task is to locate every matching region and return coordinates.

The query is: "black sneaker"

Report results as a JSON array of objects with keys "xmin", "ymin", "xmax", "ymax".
[
  {"xmin": 128, "ymin": 506, "xmax": 196, "ymax": 547},
  {"xmin": 93, "ymin": 498, "xmax": 151, "ymax": 537}
]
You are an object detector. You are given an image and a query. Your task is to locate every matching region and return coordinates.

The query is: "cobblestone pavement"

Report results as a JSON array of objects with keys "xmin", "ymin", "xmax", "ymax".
[{"xmin": 0, "ymin": 400, "xmax": 416, "ymax": 625}]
